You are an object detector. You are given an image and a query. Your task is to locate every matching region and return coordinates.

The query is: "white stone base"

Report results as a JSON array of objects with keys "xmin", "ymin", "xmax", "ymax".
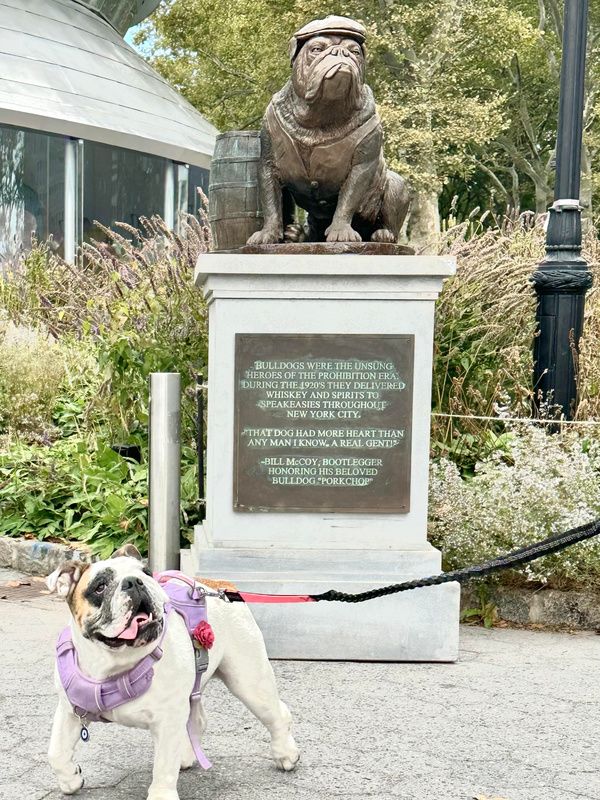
[
  {"xmin": 191, "ymin": 255, "xmax": 461, "ymax": 662},
  {"xmin": 181, "ymin": 531, "xmax": 460, "ymax": 662}
]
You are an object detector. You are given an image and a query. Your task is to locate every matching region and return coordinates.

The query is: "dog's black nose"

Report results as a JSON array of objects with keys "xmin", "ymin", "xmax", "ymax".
[{"xmin": 122, "ymin": 577, "xmax": 144, "ymax": 591}]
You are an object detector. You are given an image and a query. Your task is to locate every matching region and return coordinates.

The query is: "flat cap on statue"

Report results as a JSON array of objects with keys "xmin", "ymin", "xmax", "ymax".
[{"xmin": 288, "ymin": 15, "xmax": 367, "ymax": 62}]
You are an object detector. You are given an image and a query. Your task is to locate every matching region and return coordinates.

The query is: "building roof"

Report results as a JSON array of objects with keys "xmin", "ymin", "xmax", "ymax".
[
  {"xmin": 76, "ymin": 1, "xmax": 162, "ymax": 35},
  {"xmin": 0, "ymin": 0, "xmax": 217, "ymax": 167}
]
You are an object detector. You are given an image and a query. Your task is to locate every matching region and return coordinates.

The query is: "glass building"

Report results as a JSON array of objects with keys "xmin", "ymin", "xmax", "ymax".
[{"xmin": 0, "ymin": 0, "xmax": 216, "ymax": 265}]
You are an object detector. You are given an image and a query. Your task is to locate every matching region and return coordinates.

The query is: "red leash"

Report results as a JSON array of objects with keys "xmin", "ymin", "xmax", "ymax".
[
  {"xmin": 154, "ymin": 571, "xmax": 315, "ymax": 604},
  {"xmin": 225, "ymin": 591, "xmax": 315, "ymax": 604}
]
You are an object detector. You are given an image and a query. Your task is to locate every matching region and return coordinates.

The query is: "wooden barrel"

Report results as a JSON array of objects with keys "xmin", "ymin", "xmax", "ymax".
[{"xmin": 209, "ymin": 131, "xmax": 263, "ymax": 251}]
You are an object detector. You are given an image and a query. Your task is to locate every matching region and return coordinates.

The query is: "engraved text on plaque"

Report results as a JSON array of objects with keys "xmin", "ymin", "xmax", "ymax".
[{"xmin": 233, "ymin": 334, "xmax": 414, "ymax": 513}]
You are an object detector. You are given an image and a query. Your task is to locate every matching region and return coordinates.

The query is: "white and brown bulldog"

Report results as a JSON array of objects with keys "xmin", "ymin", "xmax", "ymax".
[{"xmin": 47, "ymin": 546, "xmax": 299, "ymax": 800}]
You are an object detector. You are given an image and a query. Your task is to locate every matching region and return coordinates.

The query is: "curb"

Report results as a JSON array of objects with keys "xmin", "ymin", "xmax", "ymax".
[
  {"xmin": 0, "ymin": 536, "xmax": 93, "ymax": 577},
  {"xmin": 462, "ymin": 585, "xmax": 600, "ymax": 631}
]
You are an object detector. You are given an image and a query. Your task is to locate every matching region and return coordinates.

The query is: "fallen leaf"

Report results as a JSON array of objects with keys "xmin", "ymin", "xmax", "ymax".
[{"xmin": 4, "ymin": 580, "xmax": 31, "ymax": 588}]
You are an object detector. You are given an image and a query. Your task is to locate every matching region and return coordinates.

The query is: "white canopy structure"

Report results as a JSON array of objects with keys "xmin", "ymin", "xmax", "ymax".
[
  {"xmin": 76, "ymin": 1, "xmax": 163, "ymax": 36},
  {"xmin": 0, "ymin": 0, "xmax": 216, "ymax": 263},
  {"xmin": 0, "ymin": 0, "xmax": 216, "ymax": 167}
]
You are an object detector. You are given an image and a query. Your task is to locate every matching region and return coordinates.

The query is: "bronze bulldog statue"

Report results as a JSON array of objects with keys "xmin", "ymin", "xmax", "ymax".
[{"xmin": 248, "ymin": 16, "xmax": 409, "ymax": 245}]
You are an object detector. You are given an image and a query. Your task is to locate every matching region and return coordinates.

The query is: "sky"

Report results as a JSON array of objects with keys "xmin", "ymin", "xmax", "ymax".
[
  {"xmin": 125, "ymin": 24, "xmax": 140, "ymax": 45},
  {"xmin": 125, "ymin": 23, "xmax": 158, "ymax": 57}
]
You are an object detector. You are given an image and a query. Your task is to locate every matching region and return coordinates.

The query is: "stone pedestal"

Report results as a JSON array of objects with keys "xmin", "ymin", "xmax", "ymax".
[{"xmin": 183, "ymin": 252, "xmax": 460, "ymax": 661}]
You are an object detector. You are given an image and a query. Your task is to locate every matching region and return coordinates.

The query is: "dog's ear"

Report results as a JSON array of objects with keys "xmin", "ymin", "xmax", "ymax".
[
  {"xmin": 288, "ymin": 34, "xmax": 299, "ymax": 64},
  {"xmin": 46, "ymin": 560, "xmax": 89, "ymax": 599},
  {"xmin": 111, "ymin": 543, "xmax": 142, "ymax": 561}
]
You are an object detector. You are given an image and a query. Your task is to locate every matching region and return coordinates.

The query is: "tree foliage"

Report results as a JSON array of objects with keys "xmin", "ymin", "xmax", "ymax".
[{"xmin": 139, "ymin": 0, "xmax": 600, "ymax": 223}]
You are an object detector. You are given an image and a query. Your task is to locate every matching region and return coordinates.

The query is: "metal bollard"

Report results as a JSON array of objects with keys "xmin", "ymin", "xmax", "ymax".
[
  {"xmin": 196, "ymin": 372, "xmax": 206, "ymax": 521},
  {"xmin": 148, "ymin": 373, "xmax": 181, "ymax": 572}
]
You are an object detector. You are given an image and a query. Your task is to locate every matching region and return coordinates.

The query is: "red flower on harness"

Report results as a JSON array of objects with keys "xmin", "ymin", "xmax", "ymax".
[{"xmin": 192, "ymin": 620, "xmax": 214, "ymax": 650}]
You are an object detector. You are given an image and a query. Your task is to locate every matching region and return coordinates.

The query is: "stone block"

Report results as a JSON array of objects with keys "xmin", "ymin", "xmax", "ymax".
[{"xmin": 189, "ymin": 253, "xmax": 460, "ymax": 660}]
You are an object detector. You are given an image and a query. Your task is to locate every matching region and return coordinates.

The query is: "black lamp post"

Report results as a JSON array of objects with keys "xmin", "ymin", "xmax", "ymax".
[{"xmin": 532, "ymin": 0, "xmax": 593, "ymax": 418}]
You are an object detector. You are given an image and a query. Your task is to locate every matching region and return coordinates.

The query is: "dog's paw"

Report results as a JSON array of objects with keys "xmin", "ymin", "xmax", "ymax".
[
  {"xmin": 247, "ymin": 228, "xmax": 281, "ymax": 245},
  {"xmin": 371, "ymin": 228, "xmax": 396, "ymax": 243},
  {"xmin": 58, "ymin": 764, "xmax": 84, "ymax": 795},
  {"xmin": 325, "ymin": 223, "xmax": 362, "ymax": 243},
  {"xmin": 271, "ymin": 736, "xmax": 300, "ymax": 772},
  {"xmin": 147, "ymin": 790, "xmax": 179, "ymax": 800},
  {"xmin": 180, "ymin": 741, "xmax": 196, "ymax": 770}
]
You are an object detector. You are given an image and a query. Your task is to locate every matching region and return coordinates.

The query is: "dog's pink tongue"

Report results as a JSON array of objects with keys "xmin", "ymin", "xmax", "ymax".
[{"xmin": 117, "ymin": 613, "xmax": 150, "ymax": 640}]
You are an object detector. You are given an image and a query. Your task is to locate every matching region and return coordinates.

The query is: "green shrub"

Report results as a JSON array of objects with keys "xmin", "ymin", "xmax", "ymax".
[
  {"xmin": 51, "ymin": 340, "xmax": 103, "ymax": 438},
  {"xmin": 0, "ymin": 437, "xmax": 148, "ymax": 558},
  {"xmin": 82, "ymin": 218, "xmax": 209, "ymax": 441},
  {"xmin": 0, "ymin": 332, "xmax": 66, "ymax": 441},
  {"xmin": 431, "ymin": 217, "xmax": 600, "ymax": 471},
  {"xmin": 0, "ymin": 215, "xmax": 209, "ymax": 555},
  {"xmin": 431, "ymin": 218, "xmax": 539, "ymax": 470},
  {"xmin": 429, "ymin": 424, "xmax": 600, "ymax": 590},
  {"xmin": 0, "ymin": 435, "xmax": 202, "ymax": 558}
]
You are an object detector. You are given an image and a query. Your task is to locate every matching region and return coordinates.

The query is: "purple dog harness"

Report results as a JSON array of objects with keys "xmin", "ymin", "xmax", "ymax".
[{"xmin": 55, "ymin": 571, "xmax": 215, "ymax": 770}]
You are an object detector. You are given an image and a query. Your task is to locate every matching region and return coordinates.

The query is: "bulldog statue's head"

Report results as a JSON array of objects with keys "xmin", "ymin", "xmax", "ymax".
[
  {"xmin": 47, "ymin": 545, "xmax": 166, "ymax": 650},
  {"xmin": 289, "ymin": 16, "xmax": 367, "ymax": 117}
]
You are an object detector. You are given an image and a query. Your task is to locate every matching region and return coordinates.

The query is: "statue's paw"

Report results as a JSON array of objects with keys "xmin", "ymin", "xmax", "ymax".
[
  {"xmin": 325, "ymin": 224, "xmax": 362, "ymax": 243},
  {"xmin": 283, "ymin": 223, "xmax": 304, "ymax": 243},
  {"xmin": 247, "ymin": 228, "xmax": 281, "ymax": 245},
  {"xmin": 371, "ymin": 228, "xmax": 396, "ymax": 244}
]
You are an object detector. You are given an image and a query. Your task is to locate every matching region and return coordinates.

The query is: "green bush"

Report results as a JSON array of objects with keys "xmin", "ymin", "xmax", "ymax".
[
  {"xmin": 0, "ymin": 436, "xmax": 201, "ymax": 558},
  {"xmin": 431, "ymin": 218, "xmax": 539, "ymax": 471},
  {"xmin": 0, "ymin": 217, "xmax": 209, "ymax": 441},
  {"xmin": 0, "ymin": 216, "xmax": 210, "ymax": 555},
  {"xmin": 0, "ymin": 334, "xmax": 66, "ymax": 441},
  {"xmin": 429, "ymin": 424, "xmax": 600, "ymax": 590},
  {"xmin": 0, "ymin": 437, "xmax": 148, "ymax": 558},
  {"xmin": 431, "ymin": 217, "xmax": 600, "ymax": 472}
]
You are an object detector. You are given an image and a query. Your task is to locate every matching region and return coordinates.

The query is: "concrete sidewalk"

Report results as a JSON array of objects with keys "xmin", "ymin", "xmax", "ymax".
[{"xmin": 1, "ymin": 584, "xmax": 599, "ymax": 800}]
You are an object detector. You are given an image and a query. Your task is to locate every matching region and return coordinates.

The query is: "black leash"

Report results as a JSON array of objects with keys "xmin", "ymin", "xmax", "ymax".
[
  {"xmin": 309, "ymin": 517, "xmax": 600, "ymax": 603},
  {"xmin": 222, "ymin": 518, "xmax": 600, "ymax": 604}
]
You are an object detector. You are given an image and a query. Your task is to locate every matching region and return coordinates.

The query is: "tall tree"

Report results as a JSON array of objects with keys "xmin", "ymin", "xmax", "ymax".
[
  {"xmin": 139, "ymin": 0, "xmax": 295, "ymax": 130},
  {"xmin": 349, "ymin": 0, "xmax": 537, "ymax": 241},
  {"xmin": 464, "ymin": 0, "xmax": 600, "ymax": 221},
  {"xmin": 138, "ymin": 0, "xmax": 596, "ymax": 238}
]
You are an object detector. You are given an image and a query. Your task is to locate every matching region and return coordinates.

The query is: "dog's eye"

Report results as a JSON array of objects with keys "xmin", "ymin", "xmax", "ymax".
[
  {"xmin": 94, "ymin": 582, "xmax": 107, "ymax": 595},
  {"xmin": 311, "ymin": 45, "xmax": 323, "ymax": 53}
]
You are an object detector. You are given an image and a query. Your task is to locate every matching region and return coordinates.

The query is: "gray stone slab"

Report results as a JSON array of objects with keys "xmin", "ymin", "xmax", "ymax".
[
  {"xmin": 0, "ymin": 535, "xmax": 92, "ymax": 577},
  {"xmin": 2, "ymin": 595, "xmax": 600, "ymax": 800},
  {"xmin": 194, "ymin": 254, "xmax": 461, "ymax": 662},
  {"xmin": 184, "ymin": 543, "xmax": 461, "ymax": 661},
  {"xmin": 463, "ymin": 585, "xmax": 600, "ymax": 631},
  {"xmin": 0, "ymin": 567, "xmax": 30, "ymax": 583}
]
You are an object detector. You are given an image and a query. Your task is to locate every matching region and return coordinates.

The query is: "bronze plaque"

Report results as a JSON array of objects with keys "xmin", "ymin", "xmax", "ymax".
[{"xmin": 233, "ymin": 334, "xmax": 414, "ymax": 513}]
